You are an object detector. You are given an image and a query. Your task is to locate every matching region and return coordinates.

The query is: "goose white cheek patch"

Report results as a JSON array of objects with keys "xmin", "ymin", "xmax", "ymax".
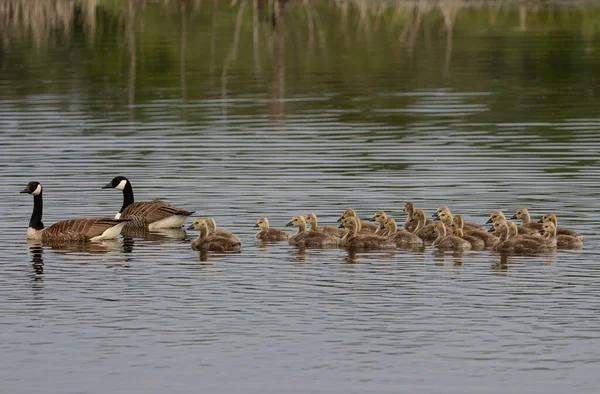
[
  {"xmin": 115, "ymin": 180, "xmax": 127, "ymax": 190},
  {"xmin": 32, "ymin": 184, "xmax": 42, "ymax": 196}
]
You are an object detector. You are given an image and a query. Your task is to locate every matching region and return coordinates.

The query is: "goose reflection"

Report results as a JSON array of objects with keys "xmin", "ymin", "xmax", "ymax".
[
  {"xmin": 432, "ymin": 249, "xmax": 464, "ymax": 266},
  {"xmin": 122, "ymin": 228, "xmax": 188, "ymax": 253},
  {"xmin": 28, "ymin": 241, "xmax": 44, "ymax": 278}
]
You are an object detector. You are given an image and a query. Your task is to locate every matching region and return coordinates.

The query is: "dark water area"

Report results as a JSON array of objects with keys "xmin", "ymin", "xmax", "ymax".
[{"xmin": 0, "ymin": 1, "xmax": 599, "ymax": 393}]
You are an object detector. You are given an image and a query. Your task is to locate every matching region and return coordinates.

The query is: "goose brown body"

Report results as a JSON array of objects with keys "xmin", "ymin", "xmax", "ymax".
[
  {"xmin": 103, "ymin": 176, "xmax": 194, "ymax": 230},
  {"xmin": 254, "ymin": 218, "xmax": 289, "ymax": 241},
  {"xmin": 339, "ymin": 217, "xmax": 396, "ymax": 250},
  {"xmin": 306, "ymin": 213, "xmax": 345, "ymax": 238}
]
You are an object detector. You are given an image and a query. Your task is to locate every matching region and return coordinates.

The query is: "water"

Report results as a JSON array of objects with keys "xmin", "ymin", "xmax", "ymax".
[{"xmin": 0, "ymin": 1, "xmax": 599, "ymax": 393}]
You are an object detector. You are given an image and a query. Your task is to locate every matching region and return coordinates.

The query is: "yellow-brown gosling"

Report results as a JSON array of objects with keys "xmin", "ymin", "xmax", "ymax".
[
  {"xmin": 383, "ymin": 217, "xmax": 424, "ymax": 247},
  {"xmin": 538, "ymin": 213, "xmax": 583, "ymax": 240},
  {"xmin": 511, "ymin": 208, "xmax": 543, "ymax": 233},
  {"xmin": 486, "ymin": 211, "xmax": 533, "ymax": 236},
  {"xmin": 411, "ymin": 209, "xmax": 438, "ymax": 241},
  {"xmin": 453, "ymin": 215, "xmax": 498, "ymax": 247},
  {"xmin": 370, "ymin": 211, "xmax": 389, "ymax": 235},
  {"xmin": 404, "ymin": 202, "xmax": 434, "ymax": 232},
  {"xmin": 337, "ymin": 208, "xmax": 378, "ymax": 233},
  {"xmin": 305, "ymin": 213, "xmax": 345, "ymax": 238},
  {"xmin": 489, "ymin": 221, "xmax": 550, "ymax": 254},
  {"xmin": 287, "ymin": 216, "xmax": 339, "ymax": 248},
  {"xmin": 432, "ymin": 222, "xmax": 471, "ymax": 251},
  {"xmin": 254, "ymin": 217, "xmax": 289, "ymax": 241},
  {"xmin": 20, "ymin": 181, "xmax": 130, "ymax": 243},
  {"xmin": 203, "ymin": 217, "xmax": 240, "ymax": 243},
  {"xmin": 339, "ymin": 217, "xmax": 396, "ymax": 250},
  {"xmin": 188, "ymin": 220, "xmax": 241, "ymax": 252},
  {"xmin": 540, "ymin": 221, "xmax": 582, "ymax": 249},
  {"xmin": 451, "ymin": 225, "xmax": 485, "ymax": 250},
  {"xmin": 435, "ymin": 206, "xmax": 485, "ymax": 231}
]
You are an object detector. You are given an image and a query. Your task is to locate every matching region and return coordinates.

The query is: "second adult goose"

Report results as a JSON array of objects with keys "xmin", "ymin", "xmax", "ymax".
[
  {"xmin": 102, "ymin": 176, "xmax": 194, "ymax": 230},
  {"xmin": 20, "ymin": 181, "xmax": 130, "ymax": 243}
]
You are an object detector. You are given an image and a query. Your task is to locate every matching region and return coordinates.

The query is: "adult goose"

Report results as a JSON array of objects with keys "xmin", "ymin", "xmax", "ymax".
[
  {"xmin": 102, "ymin": 176, "xmax": 194, "ymax": 230},
  {"xmin": 20, "ymin": 181, "xmax": 130, "ymax": 242}
]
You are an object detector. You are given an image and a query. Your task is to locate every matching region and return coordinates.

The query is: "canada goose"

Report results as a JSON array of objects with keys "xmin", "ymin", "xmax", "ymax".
[
  {"xmin": 453, "ymin": 215, "xmax": 498, "ymax": 247},
  {"xmin": 411, "ymin": 209, "xmax": 437, "ymax": 241},
  {"xmin": 338, "ymin": 217, "xmax": 396, "ymax": 250},
  {"xmin": 254, "ymin": 217, "xmax": 289, "ymax": 241},
  {"xmin": 538, "ymin": 213, "xmax": 583, "ymax": 240},
  {"xmin": 20, "ymin": 181, "xmax": 130, "ymax": 242},
  {"xmin": 102, "ymin": 176, "xmax": 194, "ymax": 230},
  {"xmin": 337, "ymin": 209, "xmax": 378, "ymax": 233},
  {"xmin": 286, "ymin": 215, "xmax": 339, "ymax": 248},
  {"xmin": 305, "ymin": 213, "xmax": 345, "ymax": 238},
  {"xmin": 432, "ymin": 222, "xmax": 471, "ymax": 251},
  {"xmin": 490, "ymin": 221, "xmax": 551, "ymax": 254},
  {"xmin": 403, "ymin": 202, "xmax": 433, "ymax": 232},
  {"xmin": 370, "ymin": 211, "xmax": 388, "ymax": 235},
  {"xmin": 188, "ymin": 219, "xmax": 241, "ymax": 252},
  {"xmin": 506, "ymin": 222, "xmax": 543, "ymax": 242},
  {"xmin": 511, "ymin": 208, "xmax": 542, "ymax": 233},
  {"xmin": 383, "ymin": 217, "xmax": 424, "ymax": 247},
  {"xmin": 451, "ymin": 225, "xmax": 485, "ymax": 250},
  {"xmin": 435, "ymin": 206, "xmax": 485, "ymax": 231},
  {"xmin": 540, "ymin": 221, "xmax": 582, "ymax": 249}
]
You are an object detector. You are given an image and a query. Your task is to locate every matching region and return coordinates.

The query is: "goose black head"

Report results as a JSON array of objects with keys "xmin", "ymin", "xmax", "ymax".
[
  {"xmin": 20, "ymin": 181, "xmax": 42, "ymax": 196},
  {"xmin": 103, "ymin": 176, "xmax": 129, "ymax": 190}
]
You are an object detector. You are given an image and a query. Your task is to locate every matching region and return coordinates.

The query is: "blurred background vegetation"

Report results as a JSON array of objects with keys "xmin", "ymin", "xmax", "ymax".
[{"xmin": 0, "ymin": 0, "xmax": 598, "ymax": 121}]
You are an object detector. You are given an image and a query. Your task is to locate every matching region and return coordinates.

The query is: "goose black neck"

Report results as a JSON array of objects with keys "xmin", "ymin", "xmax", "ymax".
[
  {"xmin": 29, "ymin": 192, "xmax": 44, "ymax": 230},
  {"xmin": 120, "ymin": 182, "xmax": 135, "ymax": 213}
]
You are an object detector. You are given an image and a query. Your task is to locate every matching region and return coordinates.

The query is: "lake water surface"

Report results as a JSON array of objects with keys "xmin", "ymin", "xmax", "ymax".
[{"xmin": 0, "ymin": 1, "xmax": 599, "ymax": 393}]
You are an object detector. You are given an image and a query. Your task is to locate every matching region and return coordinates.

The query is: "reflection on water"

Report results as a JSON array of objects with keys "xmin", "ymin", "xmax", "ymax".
[{"xmin": 1, "ymin": 1, "xmax": 600, "ymax": 394}]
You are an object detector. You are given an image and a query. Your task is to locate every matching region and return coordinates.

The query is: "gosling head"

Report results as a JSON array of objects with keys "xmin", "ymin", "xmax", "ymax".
[
  {"xmin": 383, "ymin": 217, "xmax": 397, "ymax": 232},
  {"xmin": 102, "ymin": 175, "xmax": 130, "ymax": 191},
  {"xmin": 254, "ymin": 217, "xmax": 270, "ymax": 229},
  {"xmin": 286, "ymin": 215, "xmax": 306, "ymax": 228},
  {"xmin": 337, "ymin": 208, "xmax": 357, "ymax": 223},
  {"xmin": 187, "ymin": 218, "xmax": 206, "ymax": 231},
  {"xmin": 511, "ymin": 208, "xmax": 529, "ymax": 220},
  {"xmin": 486, "ymin": 211, "xmax": 505, "ymax": 224},
  {"xmin": 370, "ymin": 211, "xmax": 388, "ymax": 223},
  {"xmin": 538, "ymin": 213, "xmax": 557, "ymax": 225},
  {"xmin": 305, "ymin": 213, "xmax": 318, "ymax": 226},
  {"xmin": 412, "ymin": 209, "xmax": 427, "ymax": 224},
  {"xmin": 404, "ymin": 202, "xmax": 415, "ymax": 214},
  {"xmin": 540, "ymin": 221, "xmax": 557, "ymax": 236},
  {"xmin": 338, "ymin": 216, "xmax": 358, "ymax": 230},
  {"xmin": 433, "ymin": 206, "xmax": 450, "ymax": 219},
  {"xmin": 20, "ymin": 181, "xmax": 43, "ymax": 196}
]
